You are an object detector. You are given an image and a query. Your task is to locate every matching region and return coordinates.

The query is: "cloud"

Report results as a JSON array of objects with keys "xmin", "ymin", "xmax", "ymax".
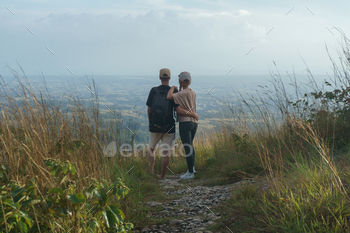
[
  {"xmin": 238, "ymin": 9, "xmax": 250, "ymax": 16},
  {"xmin": 243, "ymin": 22, "xmax": 268, "ymax": 42},
  {"xmin": 2, "ymin": 10, "xmax": 264, "ymax": 73},
  {"xmin": 0, "ymin": 1, "xmax": 348, "ymax": 76},
  {"xmin": 185, "ymin": 9, "xmax": 250, "ymax": 18}
]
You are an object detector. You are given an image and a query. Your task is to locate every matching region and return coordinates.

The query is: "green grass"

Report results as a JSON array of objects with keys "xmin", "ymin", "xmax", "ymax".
[
  {"xmin": 3, "ymin": 31, "xmax": 350, "ymax": 232},
  {"xmin": 3, "ymin": 74, "xmax": 350, "ymax": 232},
  {"xmin": 208, "ymin": 153, "xmax": 350, "ymax": 232}
]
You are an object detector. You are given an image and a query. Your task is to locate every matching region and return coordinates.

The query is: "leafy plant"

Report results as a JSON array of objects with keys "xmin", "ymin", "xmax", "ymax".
[
  {"xmin": 0, "ymin": 159, "xmax": 134, "ymax": 232},
  {"xmin": 0, "ymin": 164, "xmax": 40, "ymax": 232},
  {"xmin": 291, "ymin": 80, "xmax": 350, "ymax": 149}
]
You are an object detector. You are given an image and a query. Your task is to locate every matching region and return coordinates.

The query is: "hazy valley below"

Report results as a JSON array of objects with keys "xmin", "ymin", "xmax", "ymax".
[{"xmin": 1, "ymin": 73, "xmax": 329, "ymax": 143}]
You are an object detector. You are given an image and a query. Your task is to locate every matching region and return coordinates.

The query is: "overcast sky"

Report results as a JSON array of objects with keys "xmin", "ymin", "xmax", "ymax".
[{"xmin": 1, "ymin": 0, "xmax": 349, "ymax": 76}]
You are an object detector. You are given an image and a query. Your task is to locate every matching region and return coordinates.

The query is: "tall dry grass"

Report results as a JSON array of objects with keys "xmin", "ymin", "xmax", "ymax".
[
  {"xmin": 0, "ymin": 70, "xmax": 160, "ymax": 231},
  {"xmin": 0, "ymin": 69, "xmax": 229, "ymax": 231},
  {"xmin": 209, "ymin": 30, "xmax": 350, "ymax": 232}
]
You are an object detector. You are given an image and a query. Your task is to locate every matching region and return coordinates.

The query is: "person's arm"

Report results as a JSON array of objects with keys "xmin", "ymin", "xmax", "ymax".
[
  {"xmin": 167, "ymin": 86, "xmax": 178, "ymax": 100},
  {"xmin": 147, "ymin": 106, "xmax": 151, "ymax": 120},
  {"xmin": 175, "ymin": 106, "xmax": 199, "ymax": 121}
]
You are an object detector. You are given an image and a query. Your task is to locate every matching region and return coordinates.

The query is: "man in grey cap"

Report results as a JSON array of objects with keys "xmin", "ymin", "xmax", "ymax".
[{"xmin": 146, "ymin": 68, "xmax": 198, "ymax": 179}]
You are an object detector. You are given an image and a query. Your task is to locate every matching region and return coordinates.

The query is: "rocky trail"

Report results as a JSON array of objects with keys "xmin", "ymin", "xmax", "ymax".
[{"xmin": 135, "ymin": 173, "xmax": 240, "ymax": 233}]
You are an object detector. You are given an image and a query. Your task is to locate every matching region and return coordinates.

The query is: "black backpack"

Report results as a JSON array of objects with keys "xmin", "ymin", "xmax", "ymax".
[{"xmin": 149, "ymin": 87, "xmax": 171, "ymax": 133}]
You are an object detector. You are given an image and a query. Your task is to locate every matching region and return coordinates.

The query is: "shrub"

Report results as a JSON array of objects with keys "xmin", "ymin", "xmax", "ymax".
[{"xmin": 0, "ymin": 159, "xmax": 134, "ymax": 232}]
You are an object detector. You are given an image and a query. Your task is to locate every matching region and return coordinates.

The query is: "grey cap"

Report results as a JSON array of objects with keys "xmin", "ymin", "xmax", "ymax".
[{"xmin": 178, "ymin": 71, "xmax": 191, "ymax": 82}]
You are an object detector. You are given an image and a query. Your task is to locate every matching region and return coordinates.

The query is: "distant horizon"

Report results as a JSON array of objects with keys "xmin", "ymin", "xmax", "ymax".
[{"xmin": 0, "ymin": 72, "xmax": 333, "ymax": 77}]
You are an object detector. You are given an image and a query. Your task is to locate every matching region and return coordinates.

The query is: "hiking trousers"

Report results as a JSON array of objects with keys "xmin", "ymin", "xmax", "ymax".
[{"xmin": 179, "ymin": 121, "xmax": 198, "ymax": 173}]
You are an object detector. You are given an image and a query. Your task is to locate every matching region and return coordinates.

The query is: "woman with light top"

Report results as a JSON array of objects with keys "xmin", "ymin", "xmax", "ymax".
[{"xmin": 167, "ymin": 71, "xmax": 198, "ymax": 179}]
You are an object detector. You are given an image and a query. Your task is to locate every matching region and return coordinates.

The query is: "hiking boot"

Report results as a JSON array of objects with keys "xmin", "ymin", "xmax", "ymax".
[{"xmin": 180, "ymin": 171, "xmax": 194, "ymax": 179}]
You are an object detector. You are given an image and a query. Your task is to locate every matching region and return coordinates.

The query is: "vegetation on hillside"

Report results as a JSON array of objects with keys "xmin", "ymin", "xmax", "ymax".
[
  {"xmin": 2, "ymin": 31, "xmax": 350, "ymax": 232},
  {"xmin": 204, "ymin": 30, "xmax": 350, "ymax": 232}
]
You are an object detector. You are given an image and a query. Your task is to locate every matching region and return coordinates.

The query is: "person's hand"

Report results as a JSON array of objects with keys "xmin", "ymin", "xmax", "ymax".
[
  {"xmin": 172, "ymin": 86, "xmax": 178, "ymax": 90},
  {"xmin": 193, "ymin": 113, "xmax": 199, "ymax": 121}
]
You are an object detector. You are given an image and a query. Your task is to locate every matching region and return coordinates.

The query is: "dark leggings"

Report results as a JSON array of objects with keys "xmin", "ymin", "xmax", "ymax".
[{"xmin": 179, "ymin": 121, "xmax": 198, "ymax": 173}]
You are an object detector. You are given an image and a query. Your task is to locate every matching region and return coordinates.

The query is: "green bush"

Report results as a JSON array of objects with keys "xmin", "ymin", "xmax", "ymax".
[
  {"xmin": 292, "ymin": 80, "xmax": 350, "ymax": 150},
  {"xmin": 0, "ymin": 159, "xmax": 134, "ymax": 232}
]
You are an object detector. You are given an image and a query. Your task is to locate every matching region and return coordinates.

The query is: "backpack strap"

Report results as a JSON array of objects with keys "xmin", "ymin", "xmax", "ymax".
[{"xmin": 153, "ymin": 87, "xmax": 159, "ymax": 96}]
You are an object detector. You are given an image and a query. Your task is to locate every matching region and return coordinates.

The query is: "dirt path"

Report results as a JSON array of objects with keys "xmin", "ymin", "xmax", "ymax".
[{"xmin": 135, "ymin": 173, "xmax": 236, "ymax": 233}]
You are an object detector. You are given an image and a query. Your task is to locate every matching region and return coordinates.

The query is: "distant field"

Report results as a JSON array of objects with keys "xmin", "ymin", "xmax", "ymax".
[{"xmin": 1, "ymin": 74, "xmax": 328, "ymax": 143}]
